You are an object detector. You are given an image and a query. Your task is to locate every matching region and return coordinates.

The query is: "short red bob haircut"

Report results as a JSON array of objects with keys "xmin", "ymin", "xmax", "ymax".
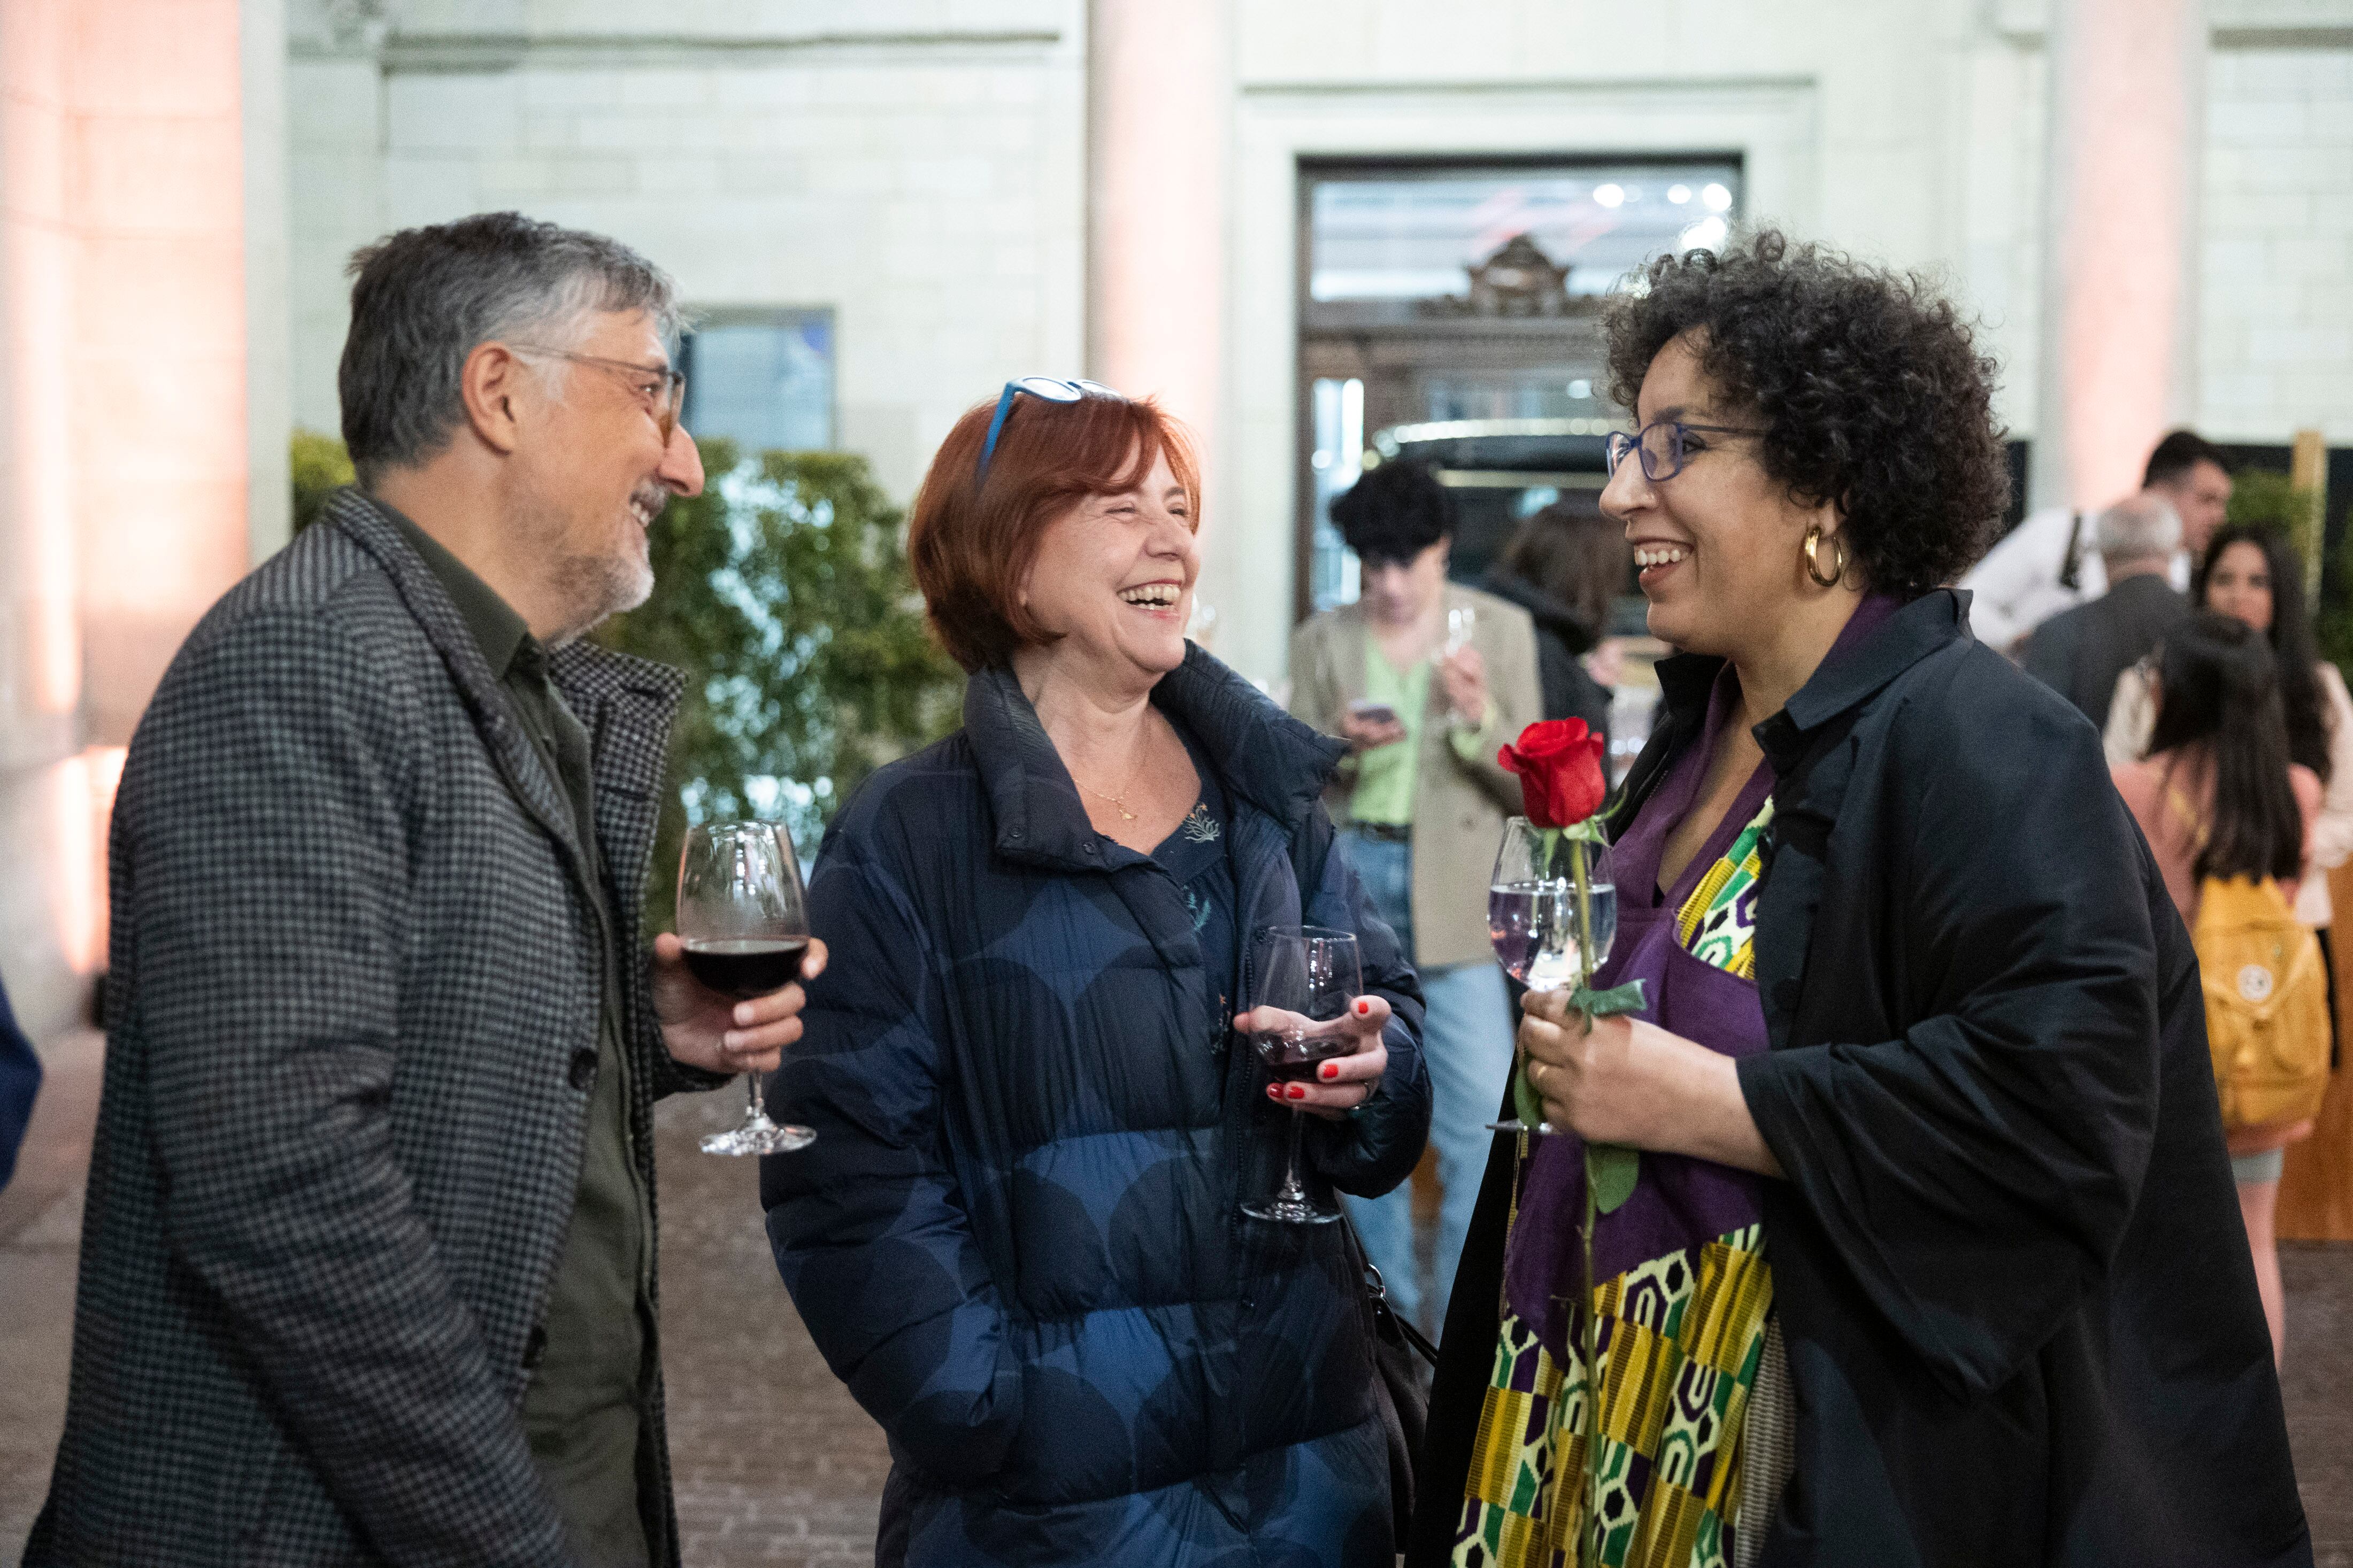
[{"xmin": 908, "ymin": 388, "xmax": 1201, "ymax": 672}]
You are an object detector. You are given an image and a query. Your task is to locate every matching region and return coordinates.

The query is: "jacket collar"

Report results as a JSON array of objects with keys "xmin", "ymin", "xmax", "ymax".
[
  {"xmin": 1775, "ymin": 588, "xmax": 1967, "ymax": 730},
  {"xmin": 965, "ymin": 644, "xmax": 1348, "ymax": 870},
  {"xmin": 323, "ymin": 485, "xmax": 684, "ymax": 831},
  {"xmin": 1647, "ymin": 589, "xmax": 1970, "ymax": 771}
]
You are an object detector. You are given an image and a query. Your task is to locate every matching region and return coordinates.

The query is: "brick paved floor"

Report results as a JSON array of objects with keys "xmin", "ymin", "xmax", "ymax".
[
  {"xmin": 5, "ymin": 1043, "xmax": 2351, "ymax": 1565},
  {"xmin": 652, "ymin": 1088, "xmax": 890, "ymax": 1567}
]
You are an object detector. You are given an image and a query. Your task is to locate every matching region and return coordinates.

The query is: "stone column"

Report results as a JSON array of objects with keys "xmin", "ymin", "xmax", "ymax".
[
  {"xmin": 0, "ymin": 0, "xmax": 252, "ymax": 1042},
  {"xmin": 2032, "ymin": 0, "xmax": 2208, "ymax": 513},
  {"xmin": 1086, "ymin": 0, "xmax": 1232, "ymax": 510}
]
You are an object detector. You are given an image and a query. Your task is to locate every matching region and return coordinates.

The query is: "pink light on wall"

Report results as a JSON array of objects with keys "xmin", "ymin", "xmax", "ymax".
[
  {"xmin": 2034, "ymin": 0, "xmax": 2207, "ymax": 513},
  {"xmin": 71, "ymin": 0, "xmax": 252, "ymax": 745},
  {"xmin": 1088, "ymin": 0, "xmax": 1232, "ymax": 530},
  {"xmin": 2, "ymin": 0, "xmax": 252, "ymax": 1026},
  {"xmin": 53, "ymin": 745, "xmax": 126, "ymax": 975},
  {"xmin": 3, "ymin": 0, "xmax": 80, "ymax": 716}
]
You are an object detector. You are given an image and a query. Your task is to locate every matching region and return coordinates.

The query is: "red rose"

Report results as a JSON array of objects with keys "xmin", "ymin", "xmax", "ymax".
[{"xmin": 1497, "ymin": 719, "xmax": 1608, "ymax": 828}]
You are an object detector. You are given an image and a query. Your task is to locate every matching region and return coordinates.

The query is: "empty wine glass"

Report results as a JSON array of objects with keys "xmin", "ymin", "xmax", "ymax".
[
  {"xmin": 1487, "ymin": 817, "xmax": 1616, "ymax": 1134},
  {"xmin": 678, "ymin": 821, "xmax": 816, "ymax": 1156},
  {"xmin": 1240, "ymin": 926, "xmax": 1362, "ymax": 1226},
  {"xmin": 1444, "ymin": 603, "xmax": 1477, "ymax": 656}
]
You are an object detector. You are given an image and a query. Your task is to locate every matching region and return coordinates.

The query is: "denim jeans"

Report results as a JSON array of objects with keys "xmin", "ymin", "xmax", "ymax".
[{"xmin": 1336, "ymin": 828, "xmax": 1516, "ymax": 1335}]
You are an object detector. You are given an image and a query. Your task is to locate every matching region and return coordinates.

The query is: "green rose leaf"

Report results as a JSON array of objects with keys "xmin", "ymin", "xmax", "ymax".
[
  {"xmin": 1514, "ymin": 1065, "xmax": 1548, "ymax": 1131},
  {"xmin": 1570, "ymin": 979, "xmax": 1647, "ymax": 1017},
  {"xmin": 1587, "ymin": 1142, "xmax": 1640, "ymax": 1216}
]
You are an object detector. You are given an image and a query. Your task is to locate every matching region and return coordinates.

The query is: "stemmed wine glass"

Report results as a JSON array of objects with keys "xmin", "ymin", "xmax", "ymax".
[
  {"xmin": 1486, "ymin": 817, "xmax": 1617, "ymax": 1134},
  {"xmin": 1240, "ymin": 926, "xmax": 1362, "ymax": 1225},
  {"xmin": 678, "ymin": 821, "xmax": 816, "ymax": 1156},
  {"xmin": 1444, "ymin": 603, "xmax": 1478, "ymax": 657}
]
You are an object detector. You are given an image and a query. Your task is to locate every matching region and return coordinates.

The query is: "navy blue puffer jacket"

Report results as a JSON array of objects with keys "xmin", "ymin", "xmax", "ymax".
[{"xmin": 764, "ymin": 648, "xmax": 1432, "ymax": 1566}]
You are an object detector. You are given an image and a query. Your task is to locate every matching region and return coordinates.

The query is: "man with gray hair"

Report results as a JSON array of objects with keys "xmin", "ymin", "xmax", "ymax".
[
  {"xmin": 27, "ymin": 213, "xmax": 820, "ymax": 1566},
  {"xmin": 2020, "ymin": 491, "xmax": 2190, "ymax": 729}
]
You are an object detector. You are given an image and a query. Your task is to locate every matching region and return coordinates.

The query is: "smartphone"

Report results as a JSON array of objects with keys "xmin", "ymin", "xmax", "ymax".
[{"xmin": 1348, "ymin": 700, "xmax": 1400, "ymax": 726}]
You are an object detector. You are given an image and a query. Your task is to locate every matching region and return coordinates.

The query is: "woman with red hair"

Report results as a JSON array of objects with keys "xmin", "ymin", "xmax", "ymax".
[{"xmin": 764, "ymin": 379, "xmax": 1433, "ymax": 1565}]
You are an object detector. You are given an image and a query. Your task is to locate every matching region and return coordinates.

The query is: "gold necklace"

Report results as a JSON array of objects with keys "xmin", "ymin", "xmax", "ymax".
[{"xmin": 1072, "ymin": 745, "xmax": 1152, "ymax": 824}]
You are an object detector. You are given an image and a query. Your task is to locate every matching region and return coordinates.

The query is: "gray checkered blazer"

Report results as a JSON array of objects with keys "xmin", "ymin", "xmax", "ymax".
[{"xmin": 26, "ymin": 488, "xmax": 726, "ymax": 1567}]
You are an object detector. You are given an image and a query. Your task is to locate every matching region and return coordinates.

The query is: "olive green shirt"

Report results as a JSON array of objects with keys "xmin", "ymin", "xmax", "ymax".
[{"xmin": 384, "ymin": 507, "xmax": 655, "ymax": 1568}]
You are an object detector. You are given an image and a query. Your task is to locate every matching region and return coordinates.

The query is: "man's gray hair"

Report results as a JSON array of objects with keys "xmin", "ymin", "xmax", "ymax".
[
  {"xmin": 338, "ymin": 212, "xmax": 681, "ymax": 485},
  {"xmin": 2095, "ymin": 492, "xmax": 2183, "ymax": 565}
]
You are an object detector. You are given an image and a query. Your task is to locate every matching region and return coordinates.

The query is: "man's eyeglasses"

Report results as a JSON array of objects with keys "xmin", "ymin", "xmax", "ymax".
[
  {"xmin": 975, "ymin": 375, "xmax": 1123, "ymax": 491},
  {"xmin": 1603, "ymin": 418, "xmax": 1766, "ymax": 483},
  {"xmin": 507, "ymin": 344, "xmax": 688, "ymax": 445}
]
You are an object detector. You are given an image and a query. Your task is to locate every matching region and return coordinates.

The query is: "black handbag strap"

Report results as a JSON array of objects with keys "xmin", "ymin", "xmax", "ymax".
[
  {"xmin": 1293, "ymin": 804, "xmax": 1437, "ymax": 1368},
  {"xmin": 1337, "ymin": 1207, "xmax": 1440, "ymax": 1368},
  {"xmin": 2058, "ymin": 509, "xmax": 2087, "ymax": 591}
]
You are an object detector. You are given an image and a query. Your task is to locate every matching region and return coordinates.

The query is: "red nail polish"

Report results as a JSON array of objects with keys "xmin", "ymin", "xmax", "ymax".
[
  {"xmin": 1319, "ymin": 1062, "xmax": 1337, "ymax": 1080},
  {"xmin": 1267, "ymin": 1084, "xmax": 1281, "ymax": 1099},
  {"xmin": 1356, "ymin": 1000, "xmax": 1372, "ymax": 1016},
  {"xmin": 1286, "ymin": 1084, "xmax": 1306, "ymax": 1100}
]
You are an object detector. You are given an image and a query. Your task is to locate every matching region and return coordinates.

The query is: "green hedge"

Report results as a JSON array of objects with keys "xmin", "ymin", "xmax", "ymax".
[{"xmin": 595, "ymin": 441, "xmax": 962, "ymax": 925}]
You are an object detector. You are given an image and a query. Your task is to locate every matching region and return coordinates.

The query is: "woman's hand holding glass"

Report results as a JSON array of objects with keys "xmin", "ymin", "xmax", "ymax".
[
  {"xmin": 1238, "ymin": 993, "xmax": 1392, "ymax": 1121},
  {"xmin": 1517, "ymin": 989, "xmax": 1781, "ymax": 1177}
]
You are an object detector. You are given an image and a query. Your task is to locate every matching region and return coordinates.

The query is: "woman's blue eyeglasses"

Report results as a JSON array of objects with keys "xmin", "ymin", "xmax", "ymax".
[
  {"xmin": 974, "ymin": 376, "xmax": 1124, "ymax": 490},
  {"xmin": 1604, "ymin": 419, "xmax": 1766, "ymax": 483}
]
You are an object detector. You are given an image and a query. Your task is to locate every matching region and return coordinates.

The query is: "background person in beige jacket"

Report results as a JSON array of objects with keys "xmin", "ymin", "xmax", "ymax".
[{"xmin": 1289, "ymin": 460, "xmax": 1542, "ymax": 1333}]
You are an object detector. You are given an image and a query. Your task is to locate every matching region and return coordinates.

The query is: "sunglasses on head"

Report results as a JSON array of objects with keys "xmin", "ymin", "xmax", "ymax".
[{"xmin": 974, "ymin": 376, "xmax": 1125, "ymax": 491}]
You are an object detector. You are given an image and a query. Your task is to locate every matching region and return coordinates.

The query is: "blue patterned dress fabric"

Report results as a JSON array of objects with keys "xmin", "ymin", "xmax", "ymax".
[{"xmin": 764, "ymin": 648, "xmax": 1434, "ymax": 1567}]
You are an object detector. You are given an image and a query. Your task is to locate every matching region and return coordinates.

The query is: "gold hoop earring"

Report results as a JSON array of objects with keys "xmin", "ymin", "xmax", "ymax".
[{"xmin": 1803, "ymin": 526, "xmax": 1847, "ymax": 589}]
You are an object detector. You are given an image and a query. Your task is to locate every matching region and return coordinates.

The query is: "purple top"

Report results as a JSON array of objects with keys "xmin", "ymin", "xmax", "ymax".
[{"xmin": 1501, "ymin": 595, "xmax": 1902, "ymax": 1364}]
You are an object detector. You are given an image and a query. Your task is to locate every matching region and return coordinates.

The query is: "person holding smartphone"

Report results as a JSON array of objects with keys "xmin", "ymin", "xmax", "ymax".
[{"xmin": 1288, "ymin": 459, "xmax": 1543, "ymax": 1335}]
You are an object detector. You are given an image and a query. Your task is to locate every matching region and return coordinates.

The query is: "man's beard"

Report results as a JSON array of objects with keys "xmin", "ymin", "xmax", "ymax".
[{"xmin": 521, "ymin": 494, "xmax": 654, "ymax": 644}]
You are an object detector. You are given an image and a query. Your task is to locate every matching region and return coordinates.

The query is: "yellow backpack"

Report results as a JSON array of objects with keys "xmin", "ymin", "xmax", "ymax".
[{"xmin": 2189, "ymin": 874, "xmax": 2331, "ymax": 1131}]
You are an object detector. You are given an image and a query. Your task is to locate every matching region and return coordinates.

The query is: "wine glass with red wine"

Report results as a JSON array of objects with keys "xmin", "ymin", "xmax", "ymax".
[
  {"xmin": 678, "ymin": 821, "xmax": 816, "ymax": 1156},
  {"xmin": 1240, "ymin": 925, "xmax": 1362, "ymax": 1225}
]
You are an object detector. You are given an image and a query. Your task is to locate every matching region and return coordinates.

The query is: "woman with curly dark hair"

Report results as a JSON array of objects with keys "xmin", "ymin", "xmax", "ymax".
[{"xmin": 1409, "ymin": 232, "xmax": 2308, "ymax": 1568}]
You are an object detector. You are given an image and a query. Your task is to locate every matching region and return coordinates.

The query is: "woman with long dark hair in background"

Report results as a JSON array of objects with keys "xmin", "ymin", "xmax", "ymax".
[
  {"xmin": 2112, "ymin": 611, "xmax": 2324, "ymax": 1362},
  {"xmin": 2109, "ymin": 525, "xmax": 2353, "ymax": 942},
  {"xmin": 1480, "ymin": 499, "xmax": 1632, "ymax": 746}
]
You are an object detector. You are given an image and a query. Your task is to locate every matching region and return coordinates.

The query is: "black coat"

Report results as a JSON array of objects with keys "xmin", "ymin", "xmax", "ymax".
[{"xmin": 1413, "ymin": 590, "xmax": 2310, "ymax": 1567}]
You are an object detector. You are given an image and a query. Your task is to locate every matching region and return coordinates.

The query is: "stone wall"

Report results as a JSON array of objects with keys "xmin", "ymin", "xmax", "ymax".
[
  {"xmin": 279, "ymin": 0, "xmax": 2353, "ymax": 685},
  {"xmin": 2202, "ymin": 44, "xmax": 2353, "ymax": 441},
  {"xmin": 286, "ymin": 0, "xmax": 1085, "ymax": 503},
  {"xmin": 1, "ymin": 0, "xmax": 265, "ymax": 1049}
]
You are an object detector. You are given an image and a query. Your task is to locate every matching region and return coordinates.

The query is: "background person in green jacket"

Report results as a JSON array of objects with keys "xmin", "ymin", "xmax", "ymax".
[{"xmin": 1289, "ymin": 459, "xmax": 1543, "ymax": 1334}]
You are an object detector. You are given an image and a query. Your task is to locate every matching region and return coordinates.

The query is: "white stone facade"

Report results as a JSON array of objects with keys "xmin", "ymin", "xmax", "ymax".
[
  {"xmin": 286, "ymin": 0, "xmax": 1086, "ymax": 502},
  {"xmin": 2203, "ymin": 43, "xmax": 2353, "ymax": 440},
  {"xmin": 282, "ymin": 0, "xmax": 2353, "ymax": 686}
]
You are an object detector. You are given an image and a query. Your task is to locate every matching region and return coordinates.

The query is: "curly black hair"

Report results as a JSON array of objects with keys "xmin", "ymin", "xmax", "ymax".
[
  {"xmin": 1604, "ymin": 230, "xmax": 2009, "ymax": 596},
  {"xmin": 1331, "ymin": 459, "xmax": 1457, "ymax": 565}
]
